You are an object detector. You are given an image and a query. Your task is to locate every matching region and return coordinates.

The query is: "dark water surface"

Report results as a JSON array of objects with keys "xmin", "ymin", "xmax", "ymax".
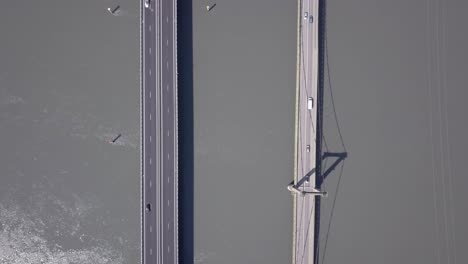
[
  {"xmin": 319, "ymin": 1, "xmax": 468, "ymax": 264},
  {"xmin": 0, "ymin": 1, "xmax": 140, "ymax": 263},
  {"xmin": 190, "ymin": 1, "xmax": 297, "ymax": 263}
]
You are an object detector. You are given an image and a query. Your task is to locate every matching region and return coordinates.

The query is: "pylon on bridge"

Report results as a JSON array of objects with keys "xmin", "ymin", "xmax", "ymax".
[{"xmin": 288, "ymin": 151, "xmax": 347, "ymax": 196}]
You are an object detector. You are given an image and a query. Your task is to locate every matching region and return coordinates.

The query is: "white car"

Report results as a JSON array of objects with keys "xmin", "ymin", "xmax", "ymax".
[{"xmin": 304, "ymin": 12, "xmax": 308, "ymax": 20}]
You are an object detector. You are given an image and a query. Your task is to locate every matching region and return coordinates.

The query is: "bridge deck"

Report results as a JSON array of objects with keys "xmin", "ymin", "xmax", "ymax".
[
  {"xmin": 142, "ymin": 0, "xmax": 178, "ymax": 263},
  {"xmin": 292, "ymin": 0, "xmax": 321, "ymax": 264}
]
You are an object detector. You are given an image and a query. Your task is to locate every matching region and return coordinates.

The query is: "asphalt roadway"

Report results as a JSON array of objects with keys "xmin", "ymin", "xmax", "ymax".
[
  {"xmin": 142, "ymin": 0, "xmax": 178, "ymax": 263},
  {"xmin": 293, "ymin": 0, "xmax": 320, "ymax": 263}
]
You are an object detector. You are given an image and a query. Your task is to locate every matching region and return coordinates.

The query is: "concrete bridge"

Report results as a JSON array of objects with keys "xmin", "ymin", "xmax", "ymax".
[{"xmin": 141, "ymin": 0, "xmax": 178, "ymax": 263}]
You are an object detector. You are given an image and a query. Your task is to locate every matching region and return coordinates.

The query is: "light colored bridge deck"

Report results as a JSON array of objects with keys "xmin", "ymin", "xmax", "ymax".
[{"xmin": 293, "ymin": 0, "xmax": 320, "ymax": 264}]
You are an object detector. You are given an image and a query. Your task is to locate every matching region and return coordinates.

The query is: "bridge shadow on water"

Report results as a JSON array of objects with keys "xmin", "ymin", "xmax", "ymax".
[{"xmin": 177, "ymin": 0, "xmax": 193, "ymax": 263}]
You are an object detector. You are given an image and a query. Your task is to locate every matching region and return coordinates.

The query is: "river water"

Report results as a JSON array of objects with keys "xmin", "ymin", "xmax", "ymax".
[
  {"xmin": 190, "ymin": 1, "xmax": 297, "ymax": 263},
  {"xmin": 0, "ymin": 1, "xmax": 141, "ymax": 263}
]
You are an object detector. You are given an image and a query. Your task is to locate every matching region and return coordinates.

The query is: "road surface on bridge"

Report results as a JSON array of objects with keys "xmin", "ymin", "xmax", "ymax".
[
  {"xmin": 293, "ymin": 0, "xmax": 320, "ymax": 264},
  {"xmin": 142, "ymin": 0, "xmax": 178, "ymax": 263}
]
